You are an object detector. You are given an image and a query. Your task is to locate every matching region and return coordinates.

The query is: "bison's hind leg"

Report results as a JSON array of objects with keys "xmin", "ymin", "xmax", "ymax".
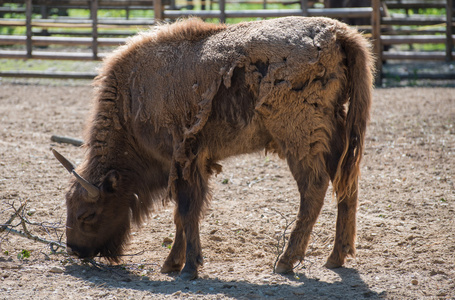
[
  {"xmin": 275, "ymin": 154, "xmax": 330, "ymax": 274},
  {"xmin": 325, "ymin": 187, "xmax": 358, "ymax": 269}
]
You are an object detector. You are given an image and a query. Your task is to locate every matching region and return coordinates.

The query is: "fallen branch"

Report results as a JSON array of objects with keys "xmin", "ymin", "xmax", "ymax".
[
  {"xmin": 0, "ymin": 202, "xmax": 26, "ymax": 234},
  {"xmin": 51, "ymin": 135, "xmax": 84, "ymax": 147},
  {"xmin": 1, "ymin": 201, "xmax": 66, "ymax": 254},
  {"xmin": 3, "ymin": 227, "xmax": 66, "ymax": 252}
]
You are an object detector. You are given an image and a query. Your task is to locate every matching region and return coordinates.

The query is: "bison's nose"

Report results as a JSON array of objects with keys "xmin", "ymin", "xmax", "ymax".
[
  {"xmin": 66, "ymin": 244, "xmax": 94, "ymax": 259},
  {"xmin": 66, "ymin": 245, "xmax": 80, "ymax": 257}
]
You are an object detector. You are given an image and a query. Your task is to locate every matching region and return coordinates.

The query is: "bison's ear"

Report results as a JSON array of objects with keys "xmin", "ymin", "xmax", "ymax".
[{"xmin": 101, "ymin": 170, "xmax": 120, "ymax": 194}]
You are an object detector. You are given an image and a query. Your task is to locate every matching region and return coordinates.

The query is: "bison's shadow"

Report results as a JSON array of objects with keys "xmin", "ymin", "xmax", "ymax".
[{"xmin": 65, "ymin": 263, "xmax": 384, "ymax": 299}]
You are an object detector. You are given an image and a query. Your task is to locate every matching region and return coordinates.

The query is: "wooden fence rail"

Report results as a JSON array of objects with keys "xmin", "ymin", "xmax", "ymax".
[
  {"xmin": 0, "ymin": 35, "xmax": 125, "ymax": 46},
  {"xmin": 0, "ymin": 1, "xmax": 375, "ymax": 61},
  {"xmin": 0, "ymin": 0, "xmax": 454, "ymax": 82}
]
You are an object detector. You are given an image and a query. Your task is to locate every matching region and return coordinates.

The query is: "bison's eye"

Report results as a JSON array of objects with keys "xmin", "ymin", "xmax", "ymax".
[
  {"xmin": 77, "ymin": 211, "xmax": 97, "ymax": 224},
  {"xmin": 83, "ymin": 212, "xmax": 97, "ymax": 223}
]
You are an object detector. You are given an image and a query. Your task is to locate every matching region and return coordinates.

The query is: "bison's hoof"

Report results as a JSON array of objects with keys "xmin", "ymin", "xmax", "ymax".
[
  {"xmin": 275, "ymin": 261, "xmax": 294, "ymax": 274},
  {"xmin": 161, "ymin": 262, "xmax": 184, "ymax": 274},
  {"xmin": 324, "ymin": 258, "xmax": 343, "ymax": 269},
  {"xmin": 179, "ymin": 269, "xmax": 198, "ymax": 281}
]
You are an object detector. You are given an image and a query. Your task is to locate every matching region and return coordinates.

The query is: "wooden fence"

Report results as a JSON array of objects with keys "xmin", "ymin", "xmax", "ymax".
[
  {"xmin": 0, "ymin": 0, "xmax": 454, "ymax": 82},
  {"xmin": 377, "ymin": 0, "xmax": 454, "ymax": 82}
]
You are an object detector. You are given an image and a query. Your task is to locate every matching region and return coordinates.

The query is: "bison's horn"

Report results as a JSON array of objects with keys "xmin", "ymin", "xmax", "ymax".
[
  {"xmin": 72, "ymin": 170, "xmax": 100, "ymax": 201},
  {"xmin": 52, "ymin": 148, "xmax": 76, "ymax": 174},
  {"xmin": 52, "ymin": 149, "xmax": 100, "ymax": 201}
]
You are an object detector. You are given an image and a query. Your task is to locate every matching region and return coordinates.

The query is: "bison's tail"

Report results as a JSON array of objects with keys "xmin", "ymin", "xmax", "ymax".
[{"xmin": 332, "ymin": 24, "xmax": 375, "ymax": 201}]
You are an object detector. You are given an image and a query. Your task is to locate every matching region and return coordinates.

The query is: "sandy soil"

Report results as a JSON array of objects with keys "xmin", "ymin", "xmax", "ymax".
[{"xmin": 0, "ymin": 82, "xmax": 454, "ymax": 299}]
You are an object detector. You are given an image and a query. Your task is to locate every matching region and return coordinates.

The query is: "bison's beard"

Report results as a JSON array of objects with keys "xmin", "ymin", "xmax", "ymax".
[{"xmin": 98, "ymin": 222, "xmax": 131, "ymax": 264}]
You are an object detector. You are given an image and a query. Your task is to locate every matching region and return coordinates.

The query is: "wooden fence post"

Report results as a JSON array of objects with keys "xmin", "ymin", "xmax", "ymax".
[
  {"xmin": 300, "ymin": 0, "xmax": 308, "ymax": 16},
  {"xmin": 25, "ymin": 0, "xmax": 32, "ymax": 58},
  {"xmin": 219, "ymin": 0, "xmax": 226, "ymax": 23},
  {"xmin": 371, "ymin": 0, "xmax": 382, "ymax": 85},
  {"xmin": 446, "ymin": 0, "xmax": 453, "ymax": 61},
  {"xmin": 91, "ymin": 0, "xmax": 98, "ymax": 60},
  {"xmin": 154, "ymin": 0, "xmax": 163, "ymax": 21}
]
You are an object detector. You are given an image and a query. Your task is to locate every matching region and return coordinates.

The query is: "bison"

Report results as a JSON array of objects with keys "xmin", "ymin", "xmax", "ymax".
[{"xmin": 53, "ymin": 16, "xmax": 374, "ymax": 280}]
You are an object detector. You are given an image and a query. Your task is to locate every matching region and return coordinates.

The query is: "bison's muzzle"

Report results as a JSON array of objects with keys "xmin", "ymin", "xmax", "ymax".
[{"xmin": 66, "ymin": 244, "xmax": 97, "ymax": 260}]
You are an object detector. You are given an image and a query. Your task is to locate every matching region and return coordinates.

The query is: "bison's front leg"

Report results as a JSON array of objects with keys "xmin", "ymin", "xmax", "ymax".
[
  {"xmin": 161, "ymin": 209, "xmax": 186, "ymax": 273},
  {"xmin": 275, "ymin": 156, "xmax": 330, "ymax": 274},
  {"xmin": 179, "ymin": 214, "xmax": 203, "ymax": 280},
  {"xmin": 163, "ymin": 165, "xmax": 208, "ymax": 280}
]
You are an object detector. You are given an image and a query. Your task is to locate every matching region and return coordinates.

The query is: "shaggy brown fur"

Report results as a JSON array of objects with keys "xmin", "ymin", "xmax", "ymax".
[{"xmin": 56, "ymin": 17, "xmax": 374, "ymax": 280}]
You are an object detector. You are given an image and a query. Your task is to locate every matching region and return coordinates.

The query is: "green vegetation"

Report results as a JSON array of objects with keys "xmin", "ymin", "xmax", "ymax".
[
  {"xmin": 386, "ymin": 7, "xmax": 447, "ymax": 52},
  {"xmin": 396, "ymin": 42, "xmax": 446, "ymax": 52},
  {"xmin": 17, "ymin": 249, "xmax": 31, "ymax": 259},
  {"xmin": 0, "ymin": 58, "xmax": 100, "ymax": 73},
  {"xmin": 388, "ymin": 7, "xmax": 445, "ymax": 16}
]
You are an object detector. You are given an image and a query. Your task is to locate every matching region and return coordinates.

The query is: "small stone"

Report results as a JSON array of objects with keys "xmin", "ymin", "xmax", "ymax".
[
  {"xmin": 210, "ymin": 235, "xmax": 223, "ymax": 242},
  {"xmin": 49, "ymin": 267, "xmax": 64, "ymax": 274},
  {"xmin": 411, "ymin": 279, "xmax": 418, "ymax": 285},
  {"xmin": 432, "ymin": 259, "xmax": 444, "ymax": 264},
  {"xmin": 430, "ymin": 270, "xmax": 445, "ymax": 276},
  {"xmin": 226, "ymin": 247, "xmax": 235, "ymax": 254},
  {"xmin": 254, "ymin": 250, "xmax": 265, "ymax": 258}
]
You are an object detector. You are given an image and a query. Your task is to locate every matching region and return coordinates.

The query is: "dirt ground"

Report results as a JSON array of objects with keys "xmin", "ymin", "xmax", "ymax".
[{"xmin": 0, "ymin": 82, "xmax": 454, "ymax": 299}]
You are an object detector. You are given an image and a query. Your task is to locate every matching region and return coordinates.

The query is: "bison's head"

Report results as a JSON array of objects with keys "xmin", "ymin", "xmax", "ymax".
[{"xmin": 53, "ymin": 149, "xmax": 132, "ymax": 263}]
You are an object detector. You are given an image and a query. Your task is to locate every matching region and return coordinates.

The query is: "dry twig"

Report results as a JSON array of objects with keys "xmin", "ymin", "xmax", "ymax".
[
  {"xmin": 271, "ymin": 208, "xmax": 296, "ymax": 273},
  {"xmin": 1, "ymin": 200, "xmax": 66, "ymax": 254}
]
